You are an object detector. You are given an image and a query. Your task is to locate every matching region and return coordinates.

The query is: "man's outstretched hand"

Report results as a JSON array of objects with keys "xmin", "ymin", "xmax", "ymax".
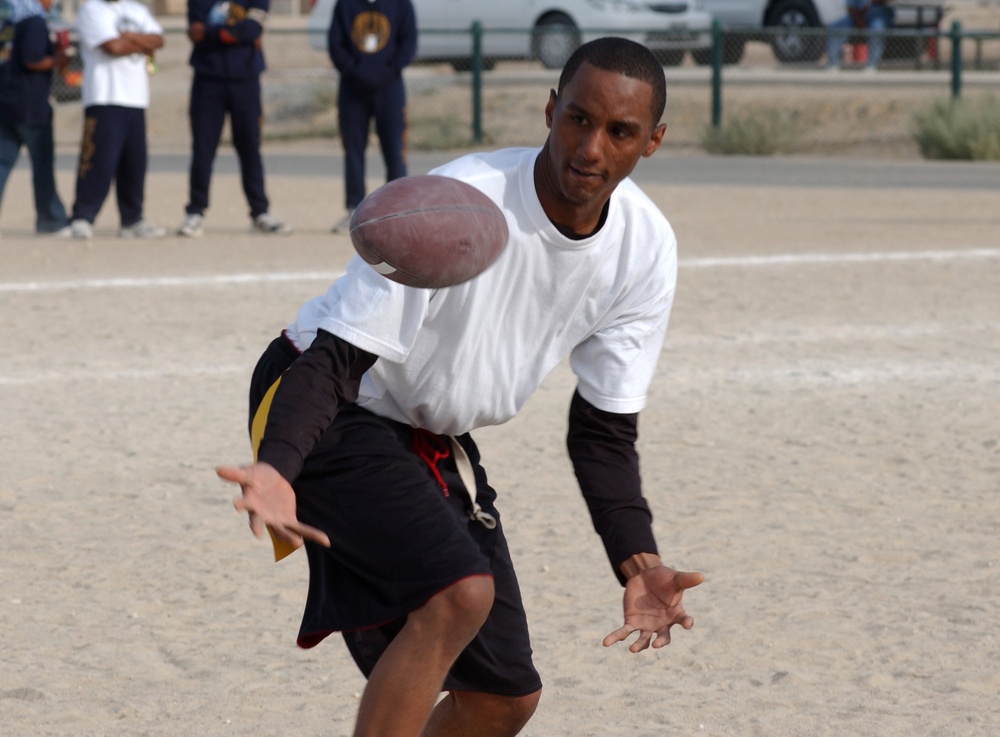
[
  {"xmin": 217, "ymin": 463, "xmax": 331, "ymax": 550},
  {"xmin": 603, "ymin": 557, "xmax": 704, "ymax": 653}
]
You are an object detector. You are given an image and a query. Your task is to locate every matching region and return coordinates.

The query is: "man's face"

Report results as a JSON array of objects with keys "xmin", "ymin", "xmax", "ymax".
[{"xmin": 542, "ymin": 62, "xmax": 665, "ymax": 215}]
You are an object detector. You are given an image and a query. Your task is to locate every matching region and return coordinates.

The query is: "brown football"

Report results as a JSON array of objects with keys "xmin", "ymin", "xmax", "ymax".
[{"xmin": 349, "ymin": 175, "xmax": 509, "ymax": 289}]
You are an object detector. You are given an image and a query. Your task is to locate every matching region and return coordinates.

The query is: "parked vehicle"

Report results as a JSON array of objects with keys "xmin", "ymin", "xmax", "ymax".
[
  {"xmin": 694, "ymin": 0, "xmax": 946, "ymax": 65},
  {"xmin": 307, "ymin": 0, "xmax": 714, "ymax": 70},
  {"xmin": 691, "ymin": 0, "xmax": 840, "ymax": 63}
]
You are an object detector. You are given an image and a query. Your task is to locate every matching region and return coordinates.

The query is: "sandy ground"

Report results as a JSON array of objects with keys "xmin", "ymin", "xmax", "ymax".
[{"xmin": 2, "ymin": 28, "xmax": 1000, "ymax": 732}]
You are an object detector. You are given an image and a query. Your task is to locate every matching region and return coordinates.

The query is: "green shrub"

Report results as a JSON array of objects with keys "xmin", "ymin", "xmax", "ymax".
[
  {"xmin": 701, "ymin": 109, "xmax": 801, "ymax": 155},
  {"xmin": 912, "ymin": 96, "xmax": 1000, "ymax": 161}
]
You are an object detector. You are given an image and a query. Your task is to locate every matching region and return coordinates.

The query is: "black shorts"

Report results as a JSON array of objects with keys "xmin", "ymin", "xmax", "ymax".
[{"xmin": 249, "ymin": 334, "xmax": 542, "ymax": 697}]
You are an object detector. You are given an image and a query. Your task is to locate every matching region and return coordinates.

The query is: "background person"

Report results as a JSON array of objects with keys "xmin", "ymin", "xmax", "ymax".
[
  {"xmin": 825, "ymin": 0, "xmax": 895, "ymax": 72},
  {"xmin": 0, "ymin": 0, "xmax": 70, "ymax": 235},
  {"xmin": 177, "ymin": 0, "xmax": 290, "ymax": 238},
  {"xmin": 327, "ymin": 0, "xmax": 415, "ymax": 232},
  {"xmin": 218, "ymin": 37, "xmax": 703, "ymax": 737},
  {"xmin": 67, "ymin": 0, "xmax": 165, "ymax": 239}
]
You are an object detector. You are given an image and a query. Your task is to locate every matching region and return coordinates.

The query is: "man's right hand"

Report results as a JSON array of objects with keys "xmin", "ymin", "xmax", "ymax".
[{"xmin": 217, "ymin": 463, "xmax": 331, "ymax": 550}]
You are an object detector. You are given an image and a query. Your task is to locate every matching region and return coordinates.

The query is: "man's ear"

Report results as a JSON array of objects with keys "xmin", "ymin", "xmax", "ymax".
[
  {"xmin": 643, "ymin": 123, "xmax": 667, "ymax": 158},
  {"xmin": 544, "ymin": 89, "xmax": 557, "ymax": 129}
]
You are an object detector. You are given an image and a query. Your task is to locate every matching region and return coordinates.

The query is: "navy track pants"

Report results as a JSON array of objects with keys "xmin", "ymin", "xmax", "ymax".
[
  {"xmin": 338, "ymin": 76, "xmax": 407, "ymax": 209},
  {"xmin": 71, "ymin": 105, "xmax": 147, "ymax": 226},
  {"xmin": 186, "ymin": 74, "xmax": 269, "ymax": 218}
]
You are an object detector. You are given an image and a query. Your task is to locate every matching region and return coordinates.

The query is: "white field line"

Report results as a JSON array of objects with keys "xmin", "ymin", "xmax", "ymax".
[
  {"xmin": 679, "ymin": 248, "xmax": 1000, "ymax": 269},
  {"xmin": 2, "ymin": 247, "xmax": 999, "ymax": 294},
  {"xmin": 3, "ymin": 356, "xmax": 997, "ymax": 388},
  {"xmin": 662, "ymin": 359, "xmax": 1000, "ymax": 387},
  {"xmin": 0, "ymin": 364, "xmax": 250, "ymax": 386},
  {"xmin": 0, "ymin": 271, "xmax": 345, "ymax": 293},
  {"xmin": 2, "ymin": 248, "xmax": 998, "ymax": 387},
  {"xmin": 669, "ymin": 320, "xmax": 1000, "ymax": 346}
]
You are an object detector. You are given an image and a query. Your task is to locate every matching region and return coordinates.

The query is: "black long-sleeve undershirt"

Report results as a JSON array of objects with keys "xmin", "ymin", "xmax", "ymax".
[
  {"xmin": 567, "ymin": 390, "xmax": 658, "ymax": 584},
  {"xmin": 256, "ymin": 329, "xmax": 377, "ymax": 482},
  {"xmin": 256, "ymin": 330, "xmax": 657, "ymax": 584}
]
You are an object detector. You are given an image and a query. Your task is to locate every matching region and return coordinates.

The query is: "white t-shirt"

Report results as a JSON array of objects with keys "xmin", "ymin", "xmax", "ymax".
[
  {"xmin": 286, "ymin": 147, "xmax": 678, "ymax": 435},
  {"xmin": 76, "ymin": 0, "xmax": 162, "ymax": 108}
]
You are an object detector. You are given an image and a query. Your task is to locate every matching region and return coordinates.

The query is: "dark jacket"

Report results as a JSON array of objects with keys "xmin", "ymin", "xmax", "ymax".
[
  {"xmin": 0, "ymin": 14, "xmax": 53, "ymax": 126},
  {"xmin": 327, "ymin": 0, "xmax": 416, "ymax": 92},
  {"xmin": 188, "ymin": 0, "xmax": 267, "ymax": 80}
]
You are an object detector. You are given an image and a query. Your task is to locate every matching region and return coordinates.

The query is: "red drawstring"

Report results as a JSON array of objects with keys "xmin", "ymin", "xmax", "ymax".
[{"xmin": 412, "ymin": 428, "xmax": 451, "ymax": 497}]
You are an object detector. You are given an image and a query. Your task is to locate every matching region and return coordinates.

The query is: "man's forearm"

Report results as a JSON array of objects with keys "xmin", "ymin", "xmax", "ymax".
[
  {"xmin": 257, "ymin": 329, "xmax": 378, "ymax": 482},
  {"xmin": 216, "ymin": 17, "xmax": 264, "ymax": 44},
  {"xmin": 24, "ymin": 55, "xmax": 56, "ymax": 72},
  {"xmin": 567, "ymin": 390, "xmax": 659, "ymax": 583},
  {"xmin": 126, "ymin": 32, "xmax": 164, "ymax": 53},
  {"xmin": 100, "ymin": 34, "xmax": 162, "ymax": 56}
]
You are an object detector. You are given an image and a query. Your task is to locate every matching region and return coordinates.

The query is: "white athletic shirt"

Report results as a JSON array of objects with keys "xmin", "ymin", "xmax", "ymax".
[
  {"xmin": 76, "ymin": 0, "xmax": 162, "ymax": 108},
  {"xmin": 286, "ymin": 147, "xmax": 678, "ymax": 435}
]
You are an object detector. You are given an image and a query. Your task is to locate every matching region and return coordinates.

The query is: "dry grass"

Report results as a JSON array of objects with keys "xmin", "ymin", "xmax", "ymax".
[{"xmin": 912, "ymin": 94, "xmax": 1000, "ymax": 159}]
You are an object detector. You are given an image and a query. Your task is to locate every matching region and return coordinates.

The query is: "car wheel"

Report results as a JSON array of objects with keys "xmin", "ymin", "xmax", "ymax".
[
  {"xmin": 766, "ymin": 0, "xmax": 823, "ymax": 63},
  {"xmin": 691, "ymin": 38, "xmax": 747, "ymax": 66},
  {"xmin": 655, "ymin": 50, "xmax": 686, "ymax": 67},
  {"xmin": 532, "ymin": 13, "xmax": 580, "ymax": 70}
]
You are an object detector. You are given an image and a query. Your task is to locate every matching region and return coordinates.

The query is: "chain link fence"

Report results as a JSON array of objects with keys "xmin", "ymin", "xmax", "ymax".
[
  {"xmin": 701, "ymin": 24, "xmax": 1000, "ymax": 156},
  {"xmin": 49, "ymin": 17, "xmax": 1000, "ymax": 158}
]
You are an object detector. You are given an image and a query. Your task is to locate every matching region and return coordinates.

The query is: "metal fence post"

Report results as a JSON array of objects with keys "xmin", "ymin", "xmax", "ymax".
[
  {"xmin": 711, "ymin": 19, "xmax": 722, "ymax": 128},
  {"xmin": 950, "ymin": 20, "xmax": 962, "ymax": 100},
  {"xmin": 472, "ymin": 22, "xmax": 483, "ymax": 144}
]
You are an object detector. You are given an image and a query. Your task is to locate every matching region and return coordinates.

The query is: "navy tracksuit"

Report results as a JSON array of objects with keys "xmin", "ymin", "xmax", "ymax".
[
  {"xmin": 328, "ymin": 0, "xmax": 416, "ymax": 209},
  {"xmin": 72, "ymin": 105, "xmax": 147, "ymax": 226},
  {"xmin": 186, "ymin": 0, "xmax": 270, "ymax": 218}
]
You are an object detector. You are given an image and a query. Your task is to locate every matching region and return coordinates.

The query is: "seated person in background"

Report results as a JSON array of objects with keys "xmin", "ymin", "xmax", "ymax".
[{"xmin": 825, "ymin": 0, "xmax": 895, "ymax": 72}]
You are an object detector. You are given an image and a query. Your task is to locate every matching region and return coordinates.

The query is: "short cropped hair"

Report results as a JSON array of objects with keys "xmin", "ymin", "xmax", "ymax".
[{"xmin": 557, "ymin": 37, "xmax": 667, "ymax": 126}]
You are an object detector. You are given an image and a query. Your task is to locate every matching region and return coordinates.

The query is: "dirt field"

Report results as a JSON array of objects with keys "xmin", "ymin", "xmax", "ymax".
[
  {"xmin": 2, "ymin": 130, "xmax": 999, "ymax": 737},
  {"xmin": 3, "ymin": 4, "xmax": 1000, "ymax": 730}
]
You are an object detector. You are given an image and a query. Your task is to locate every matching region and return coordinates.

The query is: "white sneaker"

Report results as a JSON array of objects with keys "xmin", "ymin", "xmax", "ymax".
[
  {"xmin": 119, "ymin": 219, "xmax": 166, "ymax": 239},
  {"xmin": 331, "ymin": 209, "xmax": 355, "ymax": 233},
  {"xmin": 177, "ymin": 213, "xmax": 204, "ymax": 238},
  {"xmin": 861, "ymin": 65, "xmax": 878, "ymax": 75},
  {"xmin": 50, "ymin": 225, "xmax": 74, "ymax": 238},
  {"xmin": 253, "ymin": 212, "xmax": 292, "ymax": 235},
  {"xmin": 69, "ymin": 219, "xmax": 93, "ymax": 240}
]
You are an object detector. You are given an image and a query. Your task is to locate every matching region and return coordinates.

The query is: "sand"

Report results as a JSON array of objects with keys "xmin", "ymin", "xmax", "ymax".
[{"xmin": 2, "ymin": 32, "xmax": 999, "ymax": 736}]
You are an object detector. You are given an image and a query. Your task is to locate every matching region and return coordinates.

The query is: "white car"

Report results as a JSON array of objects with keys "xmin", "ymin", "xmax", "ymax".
[{"xmin": 307, "ymin": 0, "xmax": 714, "ymax": 69}]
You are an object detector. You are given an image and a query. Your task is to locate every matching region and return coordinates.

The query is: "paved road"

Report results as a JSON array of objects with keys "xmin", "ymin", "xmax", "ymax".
[{"xmin": 40, "ymin": 148, "xmax": 1000, "ymax": 190}]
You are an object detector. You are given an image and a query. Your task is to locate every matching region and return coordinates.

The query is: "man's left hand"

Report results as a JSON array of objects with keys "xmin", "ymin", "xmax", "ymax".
[{"xmin": 603, "ymin": 563, "xmax": 704, "ymax": 653}]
